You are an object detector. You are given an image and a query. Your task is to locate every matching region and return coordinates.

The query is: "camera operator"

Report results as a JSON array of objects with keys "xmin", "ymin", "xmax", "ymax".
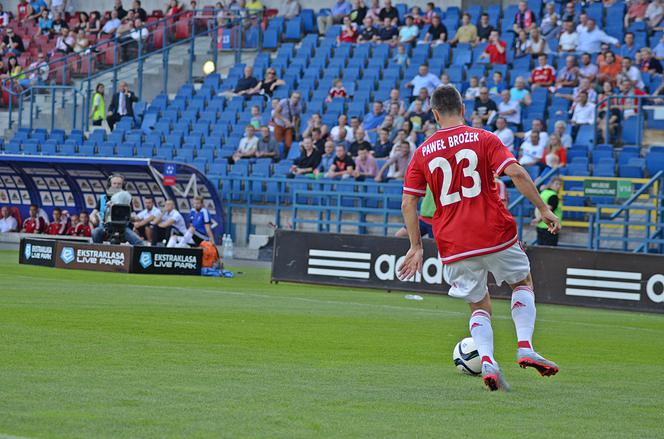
[
  {"xmin": 150, "ymin": 199, "xmax": 187, "ymax": 246},
  {"xmin": 90, "ymin": 174, "xmax": 143, "ymax": 245}
]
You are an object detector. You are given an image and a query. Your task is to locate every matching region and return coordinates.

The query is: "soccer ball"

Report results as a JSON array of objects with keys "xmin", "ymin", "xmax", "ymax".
[{"xmin": 452, "ymin": 337, "xmax": 482, "ymax": 375}]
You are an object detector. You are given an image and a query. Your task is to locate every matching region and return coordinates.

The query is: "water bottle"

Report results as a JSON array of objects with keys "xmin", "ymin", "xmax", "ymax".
[
  {"xmin": 221, "ymin": 234, "xmax": 230, "ymax": 258},
  {"xmin": 227, "ymin": 235, "xmax": 234, "ymax": 259}
]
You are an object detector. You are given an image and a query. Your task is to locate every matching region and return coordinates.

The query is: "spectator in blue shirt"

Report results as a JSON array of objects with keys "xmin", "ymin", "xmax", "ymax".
[
  {"xmin": 317, "ymin": 0, "xmax": 352, "ymax": 36},
  {"xmin": 378, "ymin": 17, "xmax": 398, "ymax": 46},
  {"xmin": 362, "ymin": 102, "xmax": 385, "ymax": 132},
  {"xmin": 318, "ymin": 140, "xmax": 336, "ymax": 174},
  {"xmin": 619, "ymin": 33, "xmax": 638, "ymax": 60},
  {"xmin": 28, "ymin": 0, "xmax": 48, "ymax": 20}
]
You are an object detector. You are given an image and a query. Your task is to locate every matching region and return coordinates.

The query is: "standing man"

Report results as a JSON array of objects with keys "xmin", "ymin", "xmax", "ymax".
[
  {"xmin": 398, "ymin": 85, "xmax": 561, "ymax": 391},
  {"xmin": 106, "ymin": 81, "xmax": 138, "ymax": 130},
  {"xmin": 273, "ymin": 91, "xmax": 302, "ymax": 155},
  {"xmin": 533, "ymin": 177, "xmax": 563, "ymax": 246}
]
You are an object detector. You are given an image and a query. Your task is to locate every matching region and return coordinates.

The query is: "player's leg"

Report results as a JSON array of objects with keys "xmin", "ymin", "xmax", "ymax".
[
  {"xmin": 444, "ymin": 260, "xmax": 509, "ymax": 391},
  {"xmin": 491, "ymin": 243, "xmax": 559, "ymax": 376}
]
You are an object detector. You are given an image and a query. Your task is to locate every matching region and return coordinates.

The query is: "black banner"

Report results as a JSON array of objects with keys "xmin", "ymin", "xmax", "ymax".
[
  {"xmin": 19, "ymin": 238, "xmax": 57, "ymax": 267},
  {"xmin": 271, "ymin": 231, "xmax": 664, "ymax": 313},
  {"xmin": 131, "ymin": 246, "xmax": 202, "ymax": 276},
  {"xmin": 54, "ymin": 241, "xmax": 132, "ymax": 273}
]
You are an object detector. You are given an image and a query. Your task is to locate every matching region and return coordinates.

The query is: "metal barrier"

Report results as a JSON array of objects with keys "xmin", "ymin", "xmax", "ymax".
[
  {"xmin": 589, "ymin": 171, "xmax": 664, "ymax": 253},
  {"xmin": 594, "ymin": 94, "xmax": 658, "ymax": 146},
  {"xmin": 507, "ymin": 167, "xmax": 560, "ymax": 240},
  {"xmin": 2, "ymin": 8, "xmax": 264, "ymax": 130},
  {"xmin": 6, "ymin": 85, "xmax": 86, "ymax": 132}
]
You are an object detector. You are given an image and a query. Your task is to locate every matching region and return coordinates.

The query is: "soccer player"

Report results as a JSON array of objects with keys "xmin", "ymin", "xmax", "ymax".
[
  {"xmin": 73, "ymin": 211, "xmax": 92, "ymax": 237},
  {"xmin": 21, "ymin": 204, "xmax": 46, "ymax": 234},
  {"xmin": 398, "ymin": 85, "xmax": 561, "ymax": 391},
  {"xmin": 167, "ymin": 196, "xmax": 215, "ymax": 247}
]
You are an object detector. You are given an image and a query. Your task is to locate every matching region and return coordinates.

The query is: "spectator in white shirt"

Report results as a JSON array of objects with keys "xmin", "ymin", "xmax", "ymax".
[
  {"xmin": 558, "ymin": 20, "xmax": 578, "ymax": 52},
  {"xmin": 102, "ymin": 10, "xmax": 122, "ymax": 35},
  {"xmin": 646, "ymin": 0, "xmax": 664, "ymax": 29},
  {"xmin": 283, "ymin": 0, "xmax": 300, "ymax": 19},
  {"xmin": 522, "ymin": 119, "xmax": 549, "ymax": 149},
  {"xmin": 519, "ymin": 131, "xmax": 544, "ymax": 166},
  {"xmin": 54, "ymin": 28, "xmax": 74, "ymax": 53},
  {"xmin": 576, "ymin": 19, "xmax": 619, "ymax": 54},
  {"xmin": 233, "ymin": 125, "xmax": 259, "ymax": 161},
  {"xmin": 497, "ymin": 89, "xmax": 521, "ymax": 127},
  {"xmin": 330, "ymin": 114, "xmax": 353, "ymax": 143},
  {"xmin": 0, "ymin": 4, "xmax": 9, "ymax": 28},
  {"xmin": 493, "ymin": 117, "xmax": 515, "ymax": 153},
  {"xmin": 0, "ymin": 206, "xmax": 17, "ymax": 232},
  {"xmin": 151, "ymin": 200, "xmax": 187, "ymax": 246},
  {"xmin": 130, "ymin": 18, "xmax": 148, "ymax": 42},
  {"xmin": 405, "ymin": 64, "xmax": 441, "ymax": 97},
  {"xmin": 554, "ymin": 121, "xmax": 573, "ymax": 149},
  {"xmin": 617, "ymin": 57, "xmax": 644, "ymax": 90},
  {"xmin": 133, "ymin": 196, "xmax": 161, "ymax": 241},
  {"xmin": 464, "ymin": 76, "xmax": 481, "ymax": 100},
  {"xmin": 399, "ymin": 15, "xmax": 419, "ymax": 44},
  {"xmin": 570, "ymin": 91, "xmax": 595, "ymax": 139}
]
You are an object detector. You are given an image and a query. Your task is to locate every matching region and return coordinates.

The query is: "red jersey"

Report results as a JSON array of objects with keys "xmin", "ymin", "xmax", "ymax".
[
  {"xmin": 403, "ymin": 125, "xmax": 518, "ymax": 263},
  {"xmin": 530, "ymin": 65, "xmax": 555, "ymax": 85},
  {"xmin": 484, "ymin": 41, "xmax": 507, "ymax": 65},
  {"xmin": 22, "ymin": 217, "xmax": 46, "ymax": 234},
  {"xmin": 46, "ymin": 220, "xmax": 67, "ymax": 235},
  {"xmin": 17, "ymin": 3, "xmax": 30, "ymax": 21},
  {"xmin": 74, "ymin": 223, "xmax": 92, "ymax": 237}
]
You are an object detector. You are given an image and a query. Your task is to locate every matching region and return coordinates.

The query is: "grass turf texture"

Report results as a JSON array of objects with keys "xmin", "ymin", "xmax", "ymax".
[{"xmin": 0, "ymin": 250, "xmax": 662, "ymax": 438}]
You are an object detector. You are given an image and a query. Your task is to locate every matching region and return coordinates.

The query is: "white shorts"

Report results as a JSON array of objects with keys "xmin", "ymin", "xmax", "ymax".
[{"xmin": 443, "ymin": 242, "xmax": 531, "ymax": 303}]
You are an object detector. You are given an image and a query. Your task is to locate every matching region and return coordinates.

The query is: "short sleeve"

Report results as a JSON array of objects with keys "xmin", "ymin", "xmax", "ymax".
[
  {"xmin": 403, "ymin": 153, "xmax": 427, "ymax": 197},
  {"xmin": 486, "ymin": 132, "xmax": 517, "ymax": 175}
]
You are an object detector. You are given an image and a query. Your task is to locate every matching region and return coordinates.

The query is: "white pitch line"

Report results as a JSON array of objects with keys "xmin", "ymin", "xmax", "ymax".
[{"xmin": 0, "ymin": 433, "xmax": 36, "ymax": 439}]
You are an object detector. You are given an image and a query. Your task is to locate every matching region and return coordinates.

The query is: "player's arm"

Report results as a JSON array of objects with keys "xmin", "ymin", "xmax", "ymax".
[
  {"xmin": 504, "ymin": 163, "xmax": 561, "ymax": 234},
  {"xmin": 398, "ymin": 194, "xmax": 424, "ymax": 280}
]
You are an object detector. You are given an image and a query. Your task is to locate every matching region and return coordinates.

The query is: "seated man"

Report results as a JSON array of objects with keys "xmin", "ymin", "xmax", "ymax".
[
  {"xmin": 151, "ymin": 199, "xmax": 187, "ymax": 246},
  {"xmin": 256, "ymin": 125, "xmax": 279, "ymax": 160},
  {"xmin": 133, "ymin": 196, "xmax": 160, "ymax": 241},
  {"xmin": 375, "ymin": 141, "xmax": 411, "ymax": 182},
  {"xmin": 529, "ymin": 54, "xmax": 556, "ymax": 89},
  {"xmin": 357, "ymin": 17, "xmax": 379, "ymax": 43},
  {"xmin": 233, "ymin": 125, "xmax": 259, "ymax": 162},
  {"xmin": 233, "ymin": 66, "xmax": 260, "ymax": 98},
  {"xmin": 473, "ymin": 87, "xmax": 498, "ymax": 126},
  {"xmin": 0, "ymin": 206, "xmax": 17, "ymax": 232},
  {"xmin": 373, "ymin": 128, "xmax": 393, "ymax": 158},
  {"xmin": 21, "ymin": 204, "xmax": 46, "ymax": 234},
  {"xmin": 348, "ymin": 127, "xmax": 372, "ymax": 157},
  {"xmin": 72, "ymin": 211, "xmax": 92, "ymax": 237},
  {"xmin": 288, "ymin": 137, "xmax": 321, "ymax": 177},
  {"xmin": 46, "ymin": 208, "xmax": 67, "ymax": 235},
  {"xmin": 90, "ymin": 175, "xmax": 143, "ymax": 245},
  {"xmin": 353, "ymin": 146, "xmax": 378, "ymax": 181},
  {"xmin": 318, "ymin": 140, "xmax": 336, "ymax": 174},
  {"xmin": 167, "ymin": 196, "xmax": 215, "ymax": 247},
  {"xmin": 519, "ymin": 131, "xmax": 544, "ymax": 166},
  {"xmin": 325, "ymin": 145, "xmax": 355, "ymax": 179}
]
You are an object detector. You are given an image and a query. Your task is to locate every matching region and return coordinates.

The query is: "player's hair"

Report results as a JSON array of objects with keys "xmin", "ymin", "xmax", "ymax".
[
  {"xmin": 53, "ymin": 207, "xmax": 61, "ymax": 213},
  {"xmin": 430, "ymin": 85, "xmax": 463, "ymax": 117},
  {"xmin": 30, "ymin": 203, "xmax": 38, "ymax": 209},
  {"xmin": 193, "ymin": 195, "xmax": 204, "ymax": 203}
]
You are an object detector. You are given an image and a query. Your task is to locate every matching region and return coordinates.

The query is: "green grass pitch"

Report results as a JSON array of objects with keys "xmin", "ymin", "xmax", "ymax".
[{"xmin": 0, "ymin": 249, "xmax": 662, "ymax": 438}]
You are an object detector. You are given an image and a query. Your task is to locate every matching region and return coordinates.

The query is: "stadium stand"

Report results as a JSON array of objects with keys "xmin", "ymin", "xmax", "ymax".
[{"xmin": 1, "ymin": 0, "xmax": 664, "ymax": 244}]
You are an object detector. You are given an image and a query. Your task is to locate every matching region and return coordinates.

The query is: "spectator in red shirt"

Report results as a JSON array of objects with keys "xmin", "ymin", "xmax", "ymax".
[
  {"xmin": 21, "ymin": 204, "xmax": 46, "ymax": 234},
  {"xmin": 17, "ymin": 0, "xmax": 30, "ymax": 22},
  {"xmin": 479, "ymin": 30, "xmax": 507, "ymax": 64},
  {"xmin": 543, "ymin": 133, "xmax": 567, "ymax": 167},
  {"xmin": 326, "ymin": 78, "xmax": 347, "ymax": 103},
  {"xmin": 338, "ymin": 15, "xmax": 359, "ymax": 43},
  {"xmin": 513, "ymin": 0, "xmax": 536, "ymax": 34},
  {"xmin": 46, "ymin": 208, "xmax": 67, "ymax": 235},
  {"xmin": 530, "ymin": 54, "xmax": 556, "ymax": 89}
]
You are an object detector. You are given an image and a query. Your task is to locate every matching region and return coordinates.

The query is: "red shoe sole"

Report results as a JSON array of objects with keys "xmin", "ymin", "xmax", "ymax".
[
  {"xmin": 518, "ymin": 358, "xmax": 560, "ymax": 377},
  {"xmin": 483, "ymin": 374, "xmax": 499, "ymax": 391}
]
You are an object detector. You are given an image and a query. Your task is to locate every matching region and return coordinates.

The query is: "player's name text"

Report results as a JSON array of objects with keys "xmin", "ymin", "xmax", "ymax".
[{"xmin": 421, "ymin": 132, "xmax": 480, "ymax": 157}]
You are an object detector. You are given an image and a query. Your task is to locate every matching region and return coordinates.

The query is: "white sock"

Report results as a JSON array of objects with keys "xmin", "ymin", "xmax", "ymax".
[
  {"xmin": 182, "ymin": 229, "xmax": 193, "ymax": 243},
  {"xmin": 511, "ymin": 286, "xmax": 536, "ymax": 352},
  {"xmin": 166, "ymin": 236, "xmax": 178, "ymax": 247},
  {"xmin": 469, "ymin": 310, "xmax": 495, "ymax": 365}
]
